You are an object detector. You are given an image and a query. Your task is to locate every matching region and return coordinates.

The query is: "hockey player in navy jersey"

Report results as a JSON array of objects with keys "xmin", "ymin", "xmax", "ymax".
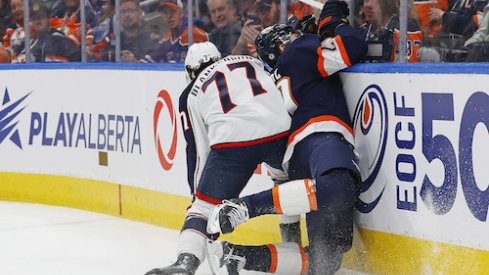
[
  {"xmin": 145, "ymin": 42, "xmax": 292, "ymax": 275},
  {"xmin": 206, "ymin": 1, "xmax": 368, "ymax": 274}
]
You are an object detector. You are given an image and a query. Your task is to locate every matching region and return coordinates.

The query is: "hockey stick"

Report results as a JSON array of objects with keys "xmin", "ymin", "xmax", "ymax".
[{"xmin": 299, "ymin": 0, "xmax": 324, "ymax": 10}]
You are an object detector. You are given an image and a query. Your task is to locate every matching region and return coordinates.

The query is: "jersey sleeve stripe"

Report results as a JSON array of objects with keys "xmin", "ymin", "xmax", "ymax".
[
  {"xmin": 210, "ymin": 131, "xmax": 289, "ymax": 149},
  {"xmin": 282, "ymin": 116, "xmax": 355, "ymax": 172},
  {"xmin": 287, "ymin": 115, "xmax": 353, "ymax": 145},
  {"xmin": 316, "ymin": 47, "xmax": 328, "ymax": 77},
  {"xmin": 335, "ymin": 35, "xmax": 352, "ymax": 67},
  {"xmin": 317, "ymin": 16, "xmax": 333, "ymax": 30}
]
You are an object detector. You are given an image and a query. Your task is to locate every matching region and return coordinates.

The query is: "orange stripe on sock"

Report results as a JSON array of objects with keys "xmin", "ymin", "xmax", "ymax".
[
  {"xmin": 268, "ymin": 244, "xmax": 278, "ymax": 273},
  {"xmin": 299, "ymin": 245, "xmax": 308, "ymax": 274},
  {"xmin": 304, "ymin": 179, "xmax": 318, "ymax": 211},
  {"xmin": 272, "ymin": 185, "xmax": 283, "ymax": 214}
]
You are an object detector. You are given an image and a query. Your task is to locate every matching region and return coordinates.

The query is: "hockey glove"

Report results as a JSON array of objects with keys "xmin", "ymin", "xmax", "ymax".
[
  {"xmin": 289, "ymin": 14, "xmax": 318, "ymax": 34},
  {"xmin": 318, "ymin": 0, "xmax": 349, "ymax": 40}
]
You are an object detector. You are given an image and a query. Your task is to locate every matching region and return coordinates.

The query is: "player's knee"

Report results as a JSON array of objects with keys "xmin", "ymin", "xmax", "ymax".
[
  {"xmin": 184, "ymin": 198, "xmax": 219, "ymax": 240},
  {"xmin": 315, "ymin": 168, "xmax": 358, "ymax": 211}
]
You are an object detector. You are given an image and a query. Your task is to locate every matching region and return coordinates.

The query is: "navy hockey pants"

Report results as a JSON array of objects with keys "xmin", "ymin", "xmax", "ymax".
[
  {"xmin": 287, "ymin": 132, "xmax": 360, "ymax": 274},
  {"xmin": 196, "ymin": 136, "xmax": 287, "ymax": 203}
]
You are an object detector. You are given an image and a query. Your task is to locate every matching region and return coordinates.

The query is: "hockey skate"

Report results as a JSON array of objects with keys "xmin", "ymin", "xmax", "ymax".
[
  {"xmin": 206, "ymin": 240, "xmax": 246, "ymax": 275},
  {"xmin": 145, "ymin": 253, "xmax": 200, "ymax": 275},
  {"xmin": 207, "ymin": 199, "xmax": 249, "ymax": 234}
]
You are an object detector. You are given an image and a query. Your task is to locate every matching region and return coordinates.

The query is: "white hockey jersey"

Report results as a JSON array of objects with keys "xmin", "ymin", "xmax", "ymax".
[{"xmin": 179, "ymin": 55, "xmax": 291, "ymax": 193}]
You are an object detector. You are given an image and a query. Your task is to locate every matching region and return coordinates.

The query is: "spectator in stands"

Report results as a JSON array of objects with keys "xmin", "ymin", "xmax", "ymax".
[
  {"xmin": 288, "ymin": 0, "xmax": 314, "ymax": 20},
  {"xmin": 361, "ymin": 0, "xmax": 423, "ymax": 62},
  {"xmin": 231, "ymin": 0, "xmax": 280, "ymax": 56},
  {"xmin": 353, "ymin": 0, "xmax": 366, "ymax": 27},
  {"xmin": 235, "ymin": 0, "xmax": 253, "ymax": 15},
  {"xmin": 50, "ymin": 0, "xmax": 96, "ymax": 48},
  {"xmin": 0, "ymin": 0, "xmax": 10, "ymax": 39},
  {"xmin": 143, "ymin": 0, "xmax": 208, "ymax": 63},
  {"xmin": 3, "ymin": 0, "xmax": 23, "ymax": 59},
  {"xmin": 207, "ymin": 0, "xmax": 241, "ymax": 56},
  {"xmin": 255, "ymin": 0, "xmax": 280, "ymax": 27},
  {"xmin": 463, "ymin": 2, "xmax": 489, "ymax": 61},
  {"xmin": 61, "ymin": 0, "xmax": 95, "ymax": 24},
  {"xmin": 0, "ymin": 47, "xmax": 10, "ymax": 62},
  {"xmin": 119, "ymin": 0, "xmax": 159, "ymax": 62},
  {"xmin": 196, "ymin": 0, "xmax": 214, "ymax": 31},
  {"xmin": 7, "ymin": 0, "xmax": 21, "ymax": 29},
  {"xmin": 413, "ymin": 0, "xmax": 448, "ymax": 37},
  {"xmin": 86, "ymin": 0, "xmax": 115, "ymax": 61},
  {"xmin": 27, "ymin": 3, "xmax": 81, "ymax": 62},
  {"xmin": 90, "ymin": 0, "xmax": 105, "ymax": 15},
  {"xmin": 465, "ymin": 1, "xmax": 489, "ymax": 45},
  {"xmin": 429, "ymin": 0, "xmax": 481, "ymax": 39}
]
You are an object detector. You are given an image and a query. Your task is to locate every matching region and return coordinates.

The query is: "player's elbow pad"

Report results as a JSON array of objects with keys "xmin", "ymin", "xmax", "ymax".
[{"xmin": 334, "ymin": 25, "xmax": 368, "ymax": 64}]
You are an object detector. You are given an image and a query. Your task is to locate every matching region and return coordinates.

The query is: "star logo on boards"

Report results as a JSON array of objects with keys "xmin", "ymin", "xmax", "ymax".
[{"xmin": 0, "ymin": 88, "xmax": 30, "ymax": 149}]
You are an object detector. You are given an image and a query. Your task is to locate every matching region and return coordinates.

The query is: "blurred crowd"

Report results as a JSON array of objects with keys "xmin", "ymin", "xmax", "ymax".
[{"xmin": 0, "ymin": 0, "xmax": 488, "ymax": 63}]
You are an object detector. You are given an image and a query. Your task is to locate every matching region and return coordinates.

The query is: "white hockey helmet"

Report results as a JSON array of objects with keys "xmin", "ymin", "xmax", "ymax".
[{"xmin": 184, "ymin": 42, "xmax": 222, "ymax": 82}]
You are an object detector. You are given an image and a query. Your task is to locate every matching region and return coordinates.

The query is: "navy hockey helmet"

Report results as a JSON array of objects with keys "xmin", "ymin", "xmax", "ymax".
[{"xmin": 255, "ymin": 24, "xmax": 299, "ymax": 68}]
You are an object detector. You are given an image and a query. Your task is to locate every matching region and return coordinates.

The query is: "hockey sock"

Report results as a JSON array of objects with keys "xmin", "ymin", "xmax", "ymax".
[
  {"xmin": 243, "ymin": 179, "xmax": 318, "ymax": 218},
  {"xmin": 242, "ymin": 189, "xmax": 274, "ymax": 218},
  {"xmin": 234, "ymin": 244, "xmax": 272, "ymax": 272},
  {"xmin": 234, "ymin": 243, "xmax": 307, "ymax": 274}
]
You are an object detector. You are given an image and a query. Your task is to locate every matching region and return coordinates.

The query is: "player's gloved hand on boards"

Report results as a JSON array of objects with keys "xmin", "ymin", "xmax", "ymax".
[{"xmin": 318, "ymin": 0, "xmax": 349, "ymax": 40}]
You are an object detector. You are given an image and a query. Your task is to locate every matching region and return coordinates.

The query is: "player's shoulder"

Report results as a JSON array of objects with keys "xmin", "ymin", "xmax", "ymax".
[
  {"xmin": 278, "ymin": 34, "xmax": 319, "ymax": 70},
  {"xmin": 220, "ymin": 55, "xmax": 263, "ymax": 66},
  {"xmin": 291, "ymin": 34, "xmax": 320, "ymax": 49},
  {"xmin": 181, "ymin": 27, "xmax": 208, "ymax": 44},
  {"xmin": 159, "ymin": 32, "xmax": 172, "ymax": 43},
  {"xmin": 282, "ymin": 34, "xmax": 319, "ymax": 59},
  {"xmin": 216, "ymin": 55, "xmax": 267, "ymax": 73}
]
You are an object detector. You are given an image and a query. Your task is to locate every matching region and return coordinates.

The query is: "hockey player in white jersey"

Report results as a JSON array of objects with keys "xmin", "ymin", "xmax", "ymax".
[
  {"xmin": 145, "ymin": 42, "xmax": 292, "ymax": 275},
  {"xmin": 206, "ymin": 0, "xmax": 369, "ymax": 273}
]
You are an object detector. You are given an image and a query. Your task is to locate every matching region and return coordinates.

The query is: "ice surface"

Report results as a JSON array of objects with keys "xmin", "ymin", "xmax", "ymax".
[{"xmin": 0, "ymin": 201, "xmax": 363, "ymax": 275}]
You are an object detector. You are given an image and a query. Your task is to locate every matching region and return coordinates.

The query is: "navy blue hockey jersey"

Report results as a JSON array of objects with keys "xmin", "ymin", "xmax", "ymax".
[
  {"xmin": 271, "ymin": 24, "xmax": 367, "ymax": 169},
  {"xmin": 179, "ymin": 79, "xmax": 198, "ymax": 197}
]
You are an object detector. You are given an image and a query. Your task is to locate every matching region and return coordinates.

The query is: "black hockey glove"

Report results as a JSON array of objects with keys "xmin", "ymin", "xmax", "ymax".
[
  {"xmin": 289, "ymin": 14, "xmax": 318, "ymax": 34},
  {"xmin": 318, "ymin": 0, "xmax": 349, "ymax": 40},
  {"xmin": 299, "ymin": 14, "xmax": 318, "ymax": 34}
]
